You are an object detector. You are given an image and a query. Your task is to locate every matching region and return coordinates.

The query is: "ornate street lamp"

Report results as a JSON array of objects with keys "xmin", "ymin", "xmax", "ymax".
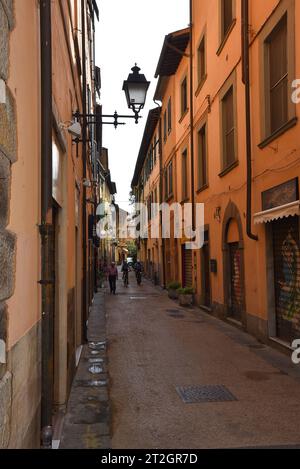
[
  {"xmin": 122, "ymin": 64, "xmax": 150, "ymax": 123},
  {"xmin": 73, "ymin": 64, "xmax": 150, "ymax": 130}
]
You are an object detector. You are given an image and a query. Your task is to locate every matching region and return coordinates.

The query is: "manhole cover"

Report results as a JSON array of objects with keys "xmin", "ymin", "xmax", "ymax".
[
  {"xmin": 88, "ymin": 357, "xmax": 104, "ymax": 364},
  {"xmin": 75, "ymin": 379, "xmax": 107, "ymax": 387},
  {"xmin": 130, "ymin": 297, "xmax": 147, "ymax": 300},
  {"xmin": 176, "ymin": 385, "xmax": 237, "ymax": 403},
  {"xmin": 88, "ymin": 341, "xmax": 106, "ymax": 350},
  {"xmin": 88, "ymin": 364, "xmax": 103, "ymax": 374}
]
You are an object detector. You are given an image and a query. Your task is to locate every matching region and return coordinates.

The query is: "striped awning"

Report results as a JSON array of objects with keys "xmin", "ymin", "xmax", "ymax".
[{"xmin": 254, "ymin": 200, "xmax": 300, "ymax": 224}]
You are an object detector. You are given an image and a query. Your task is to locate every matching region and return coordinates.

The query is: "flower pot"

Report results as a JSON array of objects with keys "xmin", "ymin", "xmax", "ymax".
[
  {"xmin": 179, "ymin": 294, "xmax": 193, "ymax": 306},
  {"xmin": 168, "ymin": 288, "xmax": 179, "ymax": 300}
]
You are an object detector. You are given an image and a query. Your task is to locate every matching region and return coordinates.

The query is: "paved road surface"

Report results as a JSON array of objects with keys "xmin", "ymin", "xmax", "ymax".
[{"xmin": 106, "ymin": 271, "xmax": 300, "ymax": 449}]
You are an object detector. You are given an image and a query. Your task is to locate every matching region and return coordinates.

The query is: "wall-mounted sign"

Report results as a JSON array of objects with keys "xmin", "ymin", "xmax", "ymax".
[{"xmin": 262, "ymin": 178, "xmax": 299, "ymax": 211}]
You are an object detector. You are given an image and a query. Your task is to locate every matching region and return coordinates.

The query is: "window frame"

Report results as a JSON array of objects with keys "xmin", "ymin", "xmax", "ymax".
[
  {"xmin": 181, "ymin": 148, "xmax": 189, "ymax": 201},
  {"xmin": 217, "ymin": 0, "xmax": 236, "ymax": 55},
  {"xmin": 163, "ymin": 110, "xmax": 167, "ymax": 142},
  {"xmin": 167, "ymin": 97, "xmax": 172, "ymax": 134},
  {"xmin": 164, "ymin": 160, "xmax": 174, "ymax": 200},
  {"xmin": 197, "ymin": 121, "xmax": 208, "ymax": 191},
  {"xmin": 219, "ymin": 71, "xmax": 238, "ymax": 176},
  {"xmin": 259, "ymin": 0, "xmax": 296, "ymax": 148},
  {"xmin": 180, "ymin": 75, "xmax": 188, "ymax": 118},
  {"xmin": 196, "ymin": 27, "xmax": 207, "ymax": 95}
]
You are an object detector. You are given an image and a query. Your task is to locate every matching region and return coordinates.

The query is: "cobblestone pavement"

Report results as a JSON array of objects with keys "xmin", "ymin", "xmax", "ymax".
[{"xmin": 105, "ymin": 271, "xmax": 300, "ymax": 449}]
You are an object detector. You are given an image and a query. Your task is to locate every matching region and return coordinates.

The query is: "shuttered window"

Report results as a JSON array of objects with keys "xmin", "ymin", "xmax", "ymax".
[
  {"xmin": 197, "ymin": 124, "xmax": 207, "ymax": 189},
  {"xmin": 222, "ymin": 0, "xmax": 233, "ymax": 40},
  {"xmin": 197, "ymin": 36, "xmax": 206, "ymax": 84},
  {"xmin": 167, "ymin": 98, "xmax": 172, "ymax": 133},
  {"xmin": 181, "ymin": 77, "xmax": 188, "ymax": 116},
  {"xmin": 267, "ymin": 14, "xmax": 288, "ymax": 134},
  {"xmin": 222, "ymin": 86, "xmax": 235, "ymax": 168},
  {"xmin": 182, "ymin": 149, "xmax": 188, "ymax": 200},
  {"xmin": 163, "ymin": 110, "xmax": 167, "ymax": 142}
]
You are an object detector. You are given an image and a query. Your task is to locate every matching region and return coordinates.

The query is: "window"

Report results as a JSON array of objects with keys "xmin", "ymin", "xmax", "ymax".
[
  {"xmin": 181, "ymin": 77, "xmax": 188, "ymax": 116},
  {"xmin": 153, "ymin": 136, "xmax": 157, "ymax": 165},
  {"xmin": 197, "ymin": 124, "xmax": 207, "ymax": 189},
  {"xmin": 163, "ymin": 110, "xmax": 167, "ymax": 141},
  {"xmin": 164, "ymin": 169, "xmax": 168, "ymax": 200},
  {"xmin": 266, "ymin": 15, "xmax": 288, "ymax": 134},
  {"xmin": 222, "ymin": 86, "xmax": 236, "ymax": 169},
  {"xmin": 182, "ymin": 149, "xmax": 188, "ymax": 200},
  {"xmin": 259, "ymin": 2, "xmax": 296, "ymax": 148},
  {"xmin": 222, "ymin": 0, "xmax": 233, "ymax": 40},
  {"xmin": 168, "ymin": 161, "xmax": 173, "ymax": 195},
  {"xmin": 197, "ymin": 36, "xmax": 206, "ymax": 85},
  {"xmin": 164, "ymin": 161, "xmax": 173, "ymax": 200},
  {"xmin": 167, "ymin": 98, "xmax": 172, "ymax": 133}
]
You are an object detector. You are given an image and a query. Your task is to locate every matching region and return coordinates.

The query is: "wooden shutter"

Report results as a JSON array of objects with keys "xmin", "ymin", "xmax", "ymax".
[
  {"xmin": 268, "ymin": 15, "xmax": 288, "ymax": 133},
  {"xmin": 223, "ymin": 0, "xmax": 233, "ymax": 38},
  {"xmin": 223, "ymin": 86, "xmax": 235, "ymax": 167}
]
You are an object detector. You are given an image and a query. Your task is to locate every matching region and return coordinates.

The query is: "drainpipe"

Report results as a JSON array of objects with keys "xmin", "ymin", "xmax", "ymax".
[
  {"xmin": 81, "ymin": 0, "xmax": 88, "ymax": 341},
  {"xmin": 91, "ymin": 18, "xmax": 98, "ymax": 294},
  {"xmin": 158, "ymin": 116, "xmax": 166, "ymax": 288},
  {"xmin": 189, "ymin": 0, "xmax": 195, "ymax": 233},
  {"xmin": 242, "ymin": 0, "xmax": 258, "ymax": 241},
  {"xmin": 40, "ymin": 0, "xmax": 54, "ymax": 448}
]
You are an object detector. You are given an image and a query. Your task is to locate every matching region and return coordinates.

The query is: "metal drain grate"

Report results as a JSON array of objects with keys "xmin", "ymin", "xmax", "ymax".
[{"xmin": 176, "ymin": 385, "xmax": 237, "ymax": 403}]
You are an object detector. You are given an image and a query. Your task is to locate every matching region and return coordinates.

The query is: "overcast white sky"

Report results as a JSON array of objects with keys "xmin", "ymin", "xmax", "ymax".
[{"xmin": 95, "ymin": 0, "xmax": 189, "ymax": 212}]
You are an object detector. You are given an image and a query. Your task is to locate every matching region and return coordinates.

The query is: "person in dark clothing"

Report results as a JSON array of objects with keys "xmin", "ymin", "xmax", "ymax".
[{"xmin": 107, "ymin": 262, "xmax": 118, "ymax": 294}]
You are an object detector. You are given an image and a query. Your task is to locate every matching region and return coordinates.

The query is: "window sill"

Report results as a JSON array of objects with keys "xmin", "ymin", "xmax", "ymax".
[
  {"xmin": 179, "ymin": 108, "xmax": 189, "ymax": 124},
  {"xmin": 258, "ymin": 117, "xmax": 298, "ymax": 149},
  {"xmin": 218, "ymin": 159, "xmax": 239, "ymax": 177},
  {"xmin": 216, "ymin": 19, "xmax": 237, "ymax": 56},
  {"xmin": 196, "ymin": 183, "xmax": 208, "ymax": 194},
  {"xmin": 195, "ymin": 75, "xmax": 207, "ymax": 97}
]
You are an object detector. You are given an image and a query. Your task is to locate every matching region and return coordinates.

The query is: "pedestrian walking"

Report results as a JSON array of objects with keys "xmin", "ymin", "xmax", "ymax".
[
  {"xmin": 107, "ymin": 261, "xmax": 118, "ymax": 294},
  {"xmin": 121, "ymin": 259, "xmax": 129, "ymax": 287}
]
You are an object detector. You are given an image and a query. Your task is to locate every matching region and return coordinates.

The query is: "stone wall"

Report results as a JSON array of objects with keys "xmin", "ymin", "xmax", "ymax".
[{"xmin": 0, "ymin": 0, "xmax": 16, "ymax": 448}]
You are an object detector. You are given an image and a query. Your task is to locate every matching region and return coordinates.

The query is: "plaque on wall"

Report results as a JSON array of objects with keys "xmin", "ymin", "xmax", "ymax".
[{"xmin": 262, "ymin": 178, "xmax": 299, "ymax": 211}]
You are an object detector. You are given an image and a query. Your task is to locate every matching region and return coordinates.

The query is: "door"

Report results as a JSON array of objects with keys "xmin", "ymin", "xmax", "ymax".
[
  {"xmin": 228, "ymin": 242, "xmax": 243, "ymax": 321},
  {"xmin": 182, "ymin": 245, "xmax": 193, "ymax": 287},
  {"xmin": 272, "ymin": 216, "xmax": 300, "ymax": 343}
]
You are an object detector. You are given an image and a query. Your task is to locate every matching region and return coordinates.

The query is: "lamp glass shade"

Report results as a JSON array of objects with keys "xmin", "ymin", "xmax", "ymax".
[{"xmin": 123, "ymin": 65, "xmax": 150, "ymax": 109}]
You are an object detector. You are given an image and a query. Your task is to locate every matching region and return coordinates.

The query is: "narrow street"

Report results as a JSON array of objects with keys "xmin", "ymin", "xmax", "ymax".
[{"xmin": 106, "ymin": 270, "xmax": 300, "ymax": 449}]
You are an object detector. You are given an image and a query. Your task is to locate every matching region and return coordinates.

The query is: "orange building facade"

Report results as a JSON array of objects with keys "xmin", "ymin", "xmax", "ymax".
[
  {"xmin": 132, "ymin": 0, "xmax": 300, "ymax": 351},
  {"xmin": 0, "ymin": 0, "xmax": 105, "ymax": 448}
]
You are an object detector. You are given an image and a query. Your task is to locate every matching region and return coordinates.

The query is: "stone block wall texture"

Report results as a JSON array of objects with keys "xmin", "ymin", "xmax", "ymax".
[{"xmin": 0, "ymin": 0, "xmax": 16, "ymax": 448}]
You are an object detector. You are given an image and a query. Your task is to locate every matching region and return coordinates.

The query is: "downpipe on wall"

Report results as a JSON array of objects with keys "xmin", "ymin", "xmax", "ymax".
[
  {"xmin": 242, "ymin": 0, "xmax": 258, "ymax": 241},
  {"xmin": 40, "ymin": 0, "xmax": 54, "ymax": 448}
]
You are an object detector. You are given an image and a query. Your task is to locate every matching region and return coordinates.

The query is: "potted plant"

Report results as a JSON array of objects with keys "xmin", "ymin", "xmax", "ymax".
[
  {"xmin": 167, "ymin": 281, "xmax": 181, "ymax": 300},
  {"xmin": 177, "ymin": 287, "xmax": 195, "ymax": 306}
]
